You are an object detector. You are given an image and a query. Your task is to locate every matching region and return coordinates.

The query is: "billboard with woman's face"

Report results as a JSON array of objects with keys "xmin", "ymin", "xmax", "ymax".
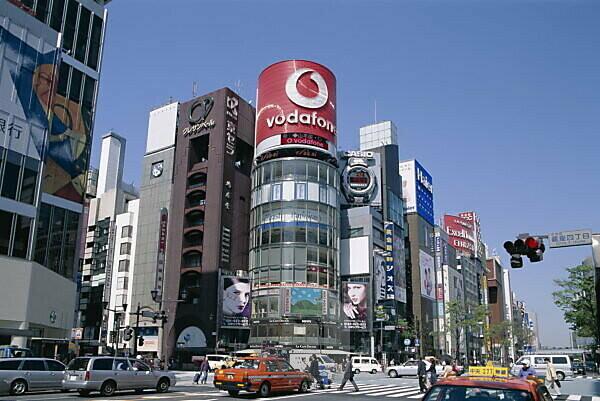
[
  {"xmin": 342, "ymin": 282, "xmax": 368, "ymax": 330},
  {"xmin": 222, "ymin": 277, "xmax": 251, "ymax": 328}
]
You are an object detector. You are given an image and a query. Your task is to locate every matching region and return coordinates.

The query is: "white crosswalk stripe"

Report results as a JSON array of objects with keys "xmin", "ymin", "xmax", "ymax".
[
  {"xmin": 592, "ymin": 397, "xmax": 600, "ymax": 401},
  {"xmin": 350, "ymin": 384, "xmax": 402, "ymax": 394},
  {"xmin": 365, "ymin": 386, "xmax": 417, "ymax": 396},
  {"xmin": 566, "ymin": 396, "xmax": 582, "ymax": 401},
  {"xmin": 408, "ymin": 394, "xmax": 424, "ymax": 399},
  {"xmin": 387, "ymin": 389, "xmax": 424, "ymax": 398}
]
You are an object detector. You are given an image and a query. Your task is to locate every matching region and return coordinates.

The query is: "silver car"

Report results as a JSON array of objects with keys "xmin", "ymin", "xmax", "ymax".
[
  {"xmin": 0, "ymin": 357, "xmax": 66, "ymax": 395},
  {"xmin": 62, "ymin": 356, "xmax": 176, "ymax": 396},
  {"xmin": 0, "ymin": 378, "xmax": 10, "ymax": 395}
]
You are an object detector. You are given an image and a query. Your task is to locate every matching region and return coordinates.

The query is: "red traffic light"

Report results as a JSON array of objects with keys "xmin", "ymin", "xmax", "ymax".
[{"xmin": 525, "ymin": 237, "xmax": 539, "ymax": 249}]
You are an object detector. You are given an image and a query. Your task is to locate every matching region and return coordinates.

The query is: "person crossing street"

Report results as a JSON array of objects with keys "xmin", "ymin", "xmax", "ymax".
[
  {"xmin": 544, "ymin": 357, "xmax": 561, "ymax": 396},
  {"xmin": 417, "ymin": 357, "xmax": 429, "ymax": 393},
  {"xmin": 338, "ymin": 357, "xmax": 359, "ymax": 392}
]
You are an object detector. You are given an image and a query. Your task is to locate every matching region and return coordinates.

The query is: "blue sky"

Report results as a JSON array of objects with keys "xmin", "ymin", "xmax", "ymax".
[{"xmin": 92, "ymin": 0, "xmax": 600, "ymax": 347}]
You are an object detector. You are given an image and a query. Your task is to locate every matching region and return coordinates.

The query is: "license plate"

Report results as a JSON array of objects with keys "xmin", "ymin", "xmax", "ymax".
[
  {"xmin": 227, "ymin": 375, "xmax": 234, "ymax": 379},
  {"xmin": 69, "ymin": 375, "xmax": 79, "ymax": 381}
]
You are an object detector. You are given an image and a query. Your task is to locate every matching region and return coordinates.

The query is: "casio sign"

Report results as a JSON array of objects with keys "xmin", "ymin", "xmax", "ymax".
[{"xmin": 342, "ymin": 150, "xmax": 374, "ymax": 158}]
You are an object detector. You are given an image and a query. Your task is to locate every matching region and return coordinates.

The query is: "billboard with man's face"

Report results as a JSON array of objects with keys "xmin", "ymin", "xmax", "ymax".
[
  {"xmin": 342, "ymin": 282, "xmax": 368, "ymax": 330},
  {"xmin": 222, "ymin": 277, "xmax": 251, "ymax": 328}
]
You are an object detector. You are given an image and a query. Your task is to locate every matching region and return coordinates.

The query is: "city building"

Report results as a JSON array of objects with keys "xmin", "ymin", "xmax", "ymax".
[
  {"xmin": 359, "ymin": 121, "xmax": 398, "ymax": 151},
  {"xmin": 248, "ymin": 60, "xmax": 340, "ymax": 351},
  {"xmin": 0, "ymin": 0, "xmax": 109, "ymax": 355},
  {"xmin": 399, "ymin": 159, "xmax": 436, "ymax": 356},
  {"xmin": 502, "ymin": 268, "xmax": 515, "ymax": 361},
  {"xmin": 161, "ymin": 88, "xmax": 255, "ymax": 365},
  {"xmin": 76, "ymin": 132, "xmax": 139, "ymax": 355},
  {"xmin": 486, "ymin": 256, "xmax": 509, "ymax": 362}
]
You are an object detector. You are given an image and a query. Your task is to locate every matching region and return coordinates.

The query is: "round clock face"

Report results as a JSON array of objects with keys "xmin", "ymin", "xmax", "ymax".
[{"xmin": 152, "ymin": 162, "xmax": 163, "ymax": 177}]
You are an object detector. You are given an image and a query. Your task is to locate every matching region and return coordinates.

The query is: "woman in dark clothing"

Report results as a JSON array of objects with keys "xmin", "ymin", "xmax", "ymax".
[{"xmin": 427, "ymin": 358, "xmax": 438, "ymax": 387}]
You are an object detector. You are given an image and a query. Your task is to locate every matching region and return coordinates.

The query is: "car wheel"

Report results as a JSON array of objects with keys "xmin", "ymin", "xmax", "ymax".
[
  {"xmin": 100, "ymin": 380, "xmax": 116, "ymax": 397},
  {"xmin": 354, "ymin": 369, "xmax": 360, "ymax": 374},
  {"xmin": 371, "ymin": 369, "xmax": 377, "ymax": 374},
  {"xmin": 10, "ymin": 379, "xmax": 28, "ymax": 395},
  {"xmin": 259, "ymin": 382, "xmax": 270, "ymax": 397},
  {"xmin": 299, "ymin": 380, "xmax": 309, "ymax": 393},
  {"xmin": 228, "ymin": 390, "xmax": 239, "ymax": 396},
  {"xmin": 556, "ymin": 371, "xmax": 565, "ymax": 381},
  {"xmin": 156, "ymin": 378, "xmax": 170, "ymax": 393},
  {"xmin": 388, "ymin": 369, "xmax": 398, "ymax": 378},
  {"xmin": 77, "ymin": 390, "xmax": 91, "ymax": 397}
]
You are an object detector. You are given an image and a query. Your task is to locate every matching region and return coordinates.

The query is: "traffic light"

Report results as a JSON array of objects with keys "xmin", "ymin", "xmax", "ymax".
[
  {"xmin": 138, "ymin": 336, "xmax": 144, "ymax": 347},
  {"xmin": 525, "ymin": 237, "xmax": 545, "ymax": 262},
  {"xmin": 503, "ymin": 240, "xmax": 523, "ymax": 268},
  {"xmin": 109, "ymin": 331, "xmax": 117, "ymax": 344},
  {"xmin": 123, "ymin": 327, "xmax": 134, "ymax": 341}
]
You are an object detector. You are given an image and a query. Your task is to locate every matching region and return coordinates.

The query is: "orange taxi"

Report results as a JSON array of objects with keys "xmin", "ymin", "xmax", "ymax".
[
  {"xmin": 425, "ymin": 375, "xmax": 553, "ymax": 401},
  {"xmin": 213, "ymin": 357, "xmax": 313, "ymax": 397}
]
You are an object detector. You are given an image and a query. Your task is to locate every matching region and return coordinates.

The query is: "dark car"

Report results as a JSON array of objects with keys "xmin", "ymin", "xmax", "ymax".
[
  {"xmin": 572, "ymin": 361, "xmax": 585, "ymax": 374},
  {"xmin": 584, "ymin": 360, "xmax": 598, "ymax": 373}
]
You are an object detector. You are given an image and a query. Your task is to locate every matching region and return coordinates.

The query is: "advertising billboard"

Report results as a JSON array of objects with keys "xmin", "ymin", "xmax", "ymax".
[
  {"xmin": 419, "ymin": 250, "xmax": 435, "ymax": 300},
  {"xmin": 282, "ymin": 287, "xmax": 324, "ymax": 316},
  {"xmin": 222, "ymin": 277, "xmax": 251, "ymax": 328},
  {"xmin": 256, "ymin": 60, "xmax": 337, "ymax": 159},
  {"xmin": 339, "ymin": 151, "xmax": 382, "ymax": 207},
  {"xmin": 444, "ymin": 214, "xmax": 475, "ymax": 255},
  {"xmin": 373, "ymin": 251, "xmax": 386, "ymax": 303},
  {"xmin": 399, "ymin": 160, "xmax": 434, "ymax": 225},
  {"xmin": 341, "ymin": 282, "xmax": 368, "ymax": 330}
]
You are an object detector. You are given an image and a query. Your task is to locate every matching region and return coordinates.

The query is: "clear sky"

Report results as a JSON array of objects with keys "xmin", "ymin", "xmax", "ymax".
[{"xmin": 92, "ymin": 0, "xmax": 600, "ymax": 347}]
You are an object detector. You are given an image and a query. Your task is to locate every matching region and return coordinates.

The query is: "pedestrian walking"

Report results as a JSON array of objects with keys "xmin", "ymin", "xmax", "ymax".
[
  {"xmin": 427, "ymin": 357, "xmax": 438, "ymax": 387},
  {"xmin": 200, "ymin": 357, "xmax": 210, "ymax": 384},
  {"xmin": 192, "ymin": 358, "xmax": 202, "ymax": 384},
  {"xmin": 417, "ymin": 357, "xmax": 428, "ymax": 393},
  {"xmin": 338, "ymin": 357, "xmax": 359, "ymax": 392},
  {"xmin": 440, "ymin": 361, "xmax": 453, "ymax": 378},
  {"xmin": 544, "ymin": 357, "xmax": 561, "ymax": 395},
  {"xmin": 309, "ymin": 355, "xmax": 323, "ymax": 389}
]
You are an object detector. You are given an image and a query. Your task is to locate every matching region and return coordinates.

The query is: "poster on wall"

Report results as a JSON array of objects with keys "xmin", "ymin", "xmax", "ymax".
[
  {"xmin": 374, "ymin": 251, "xmax": 386, "ymax": 303},
  {"xmin": 341, "ymin": 282, "xmax": 368, "ymax": 330},
  {"xmin": 222, "ymin": 277, "xmax": 251, "ymax": 328},
  {"xmin": 288, "ymin": 288, "xmax": 323, "ymax": 316},
  {"xmin": 419, "ymin": 250, "xmax": 435, "ymax": 300}
]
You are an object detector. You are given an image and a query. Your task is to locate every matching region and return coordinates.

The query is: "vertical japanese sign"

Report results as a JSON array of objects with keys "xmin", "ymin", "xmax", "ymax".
[
  {"xmin": 384, "ymin": 222, "xmax": 395, "ymax": 300},
  {"xmin": 154, "ymin": 208, "xmax": 168, "ymax": 301}
]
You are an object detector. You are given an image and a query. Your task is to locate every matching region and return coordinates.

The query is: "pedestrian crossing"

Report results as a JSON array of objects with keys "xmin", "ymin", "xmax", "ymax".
[
  {"xmin": 318, "ymin": 383, "xmax": 425, "ymax": 399},
  {"xmin": 555, "ymin": 396, "xmax": 600, "ymax": 401}
]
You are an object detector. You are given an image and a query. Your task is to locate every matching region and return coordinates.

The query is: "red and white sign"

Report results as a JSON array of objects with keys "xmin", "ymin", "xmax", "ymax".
[
  {"xmin": 255, "ymin": 60, "xmax": 337, "ymax": 158},
  {"xmin": 444, "ymin": 214, "xmax": 475, "ymax": 255}
]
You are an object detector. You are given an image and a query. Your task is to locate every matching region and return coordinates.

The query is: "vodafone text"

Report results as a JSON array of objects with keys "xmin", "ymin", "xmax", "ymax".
[{"xmin": 266, "ymin": 109, "xmax": 336, "ymax": 135}]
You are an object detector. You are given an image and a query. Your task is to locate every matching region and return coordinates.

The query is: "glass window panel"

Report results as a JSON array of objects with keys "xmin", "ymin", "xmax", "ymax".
[
  {"xmin": 268, "ymin": 296, "xmax": 279, "ymax": 315},
  {"xmin": 307, "ymin": 225, "xmax": 317, "ymax": 244},
  {"xmin": 35, "ymin": 0, "xmax": 50, "ymax": 23},
  {"xmin": 319, "ymin": 226, "xmax": 327, "ymax": 246},
  {"xmin": 62, "ymin": 0, "xmax": 78, "ymax": 51},
  {"xmin": 87, "ymin": 15, "xmax": 102, "ymax": 69},
  {"xmin": 19, "ymin": 157, "xmax": 38, "ymax": 204},
  {"xmin": 34, "ymin": 204, "xmax": 51, "ymax": 265},
  {"xmin": 272, "ymin": 161, "xmax": 282, "ymax": 180},
  {"xmin": 282, "ymin": 247, "xmax": 293, "ymax": 265},
  {"xmin": 294, "ymin": 225, "xmax": 306, "ymax": 243},
  {"xmin": 271, "ymin": 226, "xmax": 281, "ymax": 244},
  {"xmin": 319, "ymin": 163, "xmax": 327, "ymax": 183},
  {"xmin": 69, "ymin": 68, "xmax": 83, "ymax": 102},
  {"xmin": 319, "ymin": 267, "xmax": 328, "ymax": 287},
  {"xmin": 50, "ymin": 0, "xmax": 65, "ymax": 31},
  {"xmin": 294, "ymin": 266, "xmax": 306, "ymax": 282},
  {"xmin": 294, "ymin": 247, "xmax": 306, "ymax": 265},
  {"xmin": 307, "ymin": 265, "xmax": 318, "ymax": 284},
  {"xmin": 261, "ymin": 227, "xmax": 270, "ymax": 245},
  {"xmin": 270, "ymin": 247, "xmax": 281, "ymax": 265},
  {"xmin": 271, "ymin": 183, "xmax": 281, "ymax": 201},
  {"xmin": 1, "ymin": 150, "xmax": 22, "ymax": 200},
  {"xmin": 263, "ymin": 163, "xmax": 271, "ymax": 183},
  {"xmin": 57, "ymin": 63, "xmax": 70, "ymax": 97},
  {"xmin": 282, "ymin": 267, "xmax": 293, "ymax": 282},
  {"xmin": 293, "ymin": 161, "xmax": 306, "ymax": 179},
  {"xmin": 268, "ymin": 267, "xmax": 280, "ymax": 284},
  {"xmin": 0, "ymin": 211, "xmax": 12, "ymax": 255},
  {"xmin": 307, "ymin": 247, "xmax": 318, "ymax": 264},
  {"xmin": 319, "ymin": 248, "xmax": 327, "ymax": 265},
  {"xmin": 307, "ymin": 163, "xmax": 318, "ymax": 181},
  {"xmin": 282, "ymin": 160, "xmax": 294, "ymax": 179},
  {"xmin": 12, "ymin": 215, "xmax": 31, "ymax": 258},
  {"xmin": 47, "ymin": 207, "xmax": 66, "ymax": 274},
  {"xmin": 295, "ymin": 182, "xmax": 306, "ymax": 199},
  {"xmin": 283, "ymin": 226, "xmax": 294, "ymax": 243},
  {"xmin": 82, "ymin": 76, "xmax": 96, "ymax": 109},
  {"xmin": 75, "ymin": 6, "xmax": 91, "ymax": 62}
]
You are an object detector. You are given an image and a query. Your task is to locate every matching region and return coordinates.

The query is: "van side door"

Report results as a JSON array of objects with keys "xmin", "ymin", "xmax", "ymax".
[{"xmin": 45, "ymin": 360, "xmax": 66, "ymax": 389}]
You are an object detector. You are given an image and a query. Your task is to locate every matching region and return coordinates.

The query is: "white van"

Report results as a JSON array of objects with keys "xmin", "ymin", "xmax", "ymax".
[
  {"xmin": 205, "ymin": 354, "xmax": 230, "ymax": 371},
  {"xmin": 351, "ymin": 357, "xmax": 382, "ymax": 374},
  {"xmin": 511, "ymin": 354, "xmax": 572, "ymax": 381},
  {"xmin": 288, "ymin": 353, "xmax": 337, "ymax": 372}
]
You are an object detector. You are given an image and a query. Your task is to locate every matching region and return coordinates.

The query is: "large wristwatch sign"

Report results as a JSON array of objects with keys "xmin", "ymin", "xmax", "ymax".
[{"xmin": 340, "ymin": 151, "xmax": 381, "ymax": 206}]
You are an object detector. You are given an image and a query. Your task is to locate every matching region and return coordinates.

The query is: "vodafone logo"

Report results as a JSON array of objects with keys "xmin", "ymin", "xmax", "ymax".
[{"xmin": 285, "ymin": 68, "xmax": 328, "ymax": 109}]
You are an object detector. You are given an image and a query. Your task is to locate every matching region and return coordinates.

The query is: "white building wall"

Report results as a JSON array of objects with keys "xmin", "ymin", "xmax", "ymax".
[
  {"xmin": 97, "ymin": 132, "xmax": 125, "ymax": 196},
  {"xmin": 359, "ymin": 121, "xmax": 398, "ymax": 151}
]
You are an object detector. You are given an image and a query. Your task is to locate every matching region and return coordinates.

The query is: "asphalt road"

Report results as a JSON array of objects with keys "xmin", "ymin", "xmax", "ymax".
[{"xmin": 1, "ymin": 372, "xmax": 599, "ymax": 401}]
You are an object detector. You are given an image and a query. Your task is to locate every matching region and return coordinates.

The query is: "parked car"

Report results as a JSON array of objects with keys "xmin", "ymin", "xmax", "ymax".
[
  {"xmin": 385, "ymin": 359, "xmax": 444, "ymax": 378},
  {"xmin": 351, "ymin": 357, "xmax": 382, "ymax": 374},
  {"xmin": 0, "ymin": 346, "xmax": 33, "ymax": 358},
  {"xmin": 510, "ymin": 354, "xmax": 572, "ymax": 381},
  {"xmin": 213, "ymin": 357, "xmax": 312, "ymax": 397},
  {"xmin": 572, "ymin": 360, "xmax": 585, "ymax": 374},
  {"xmin": 62, "ymin": 356, "xmax": 176, "ymax": 396},
  {"xmin": 585, "ymin": 360, "xmax": 598, "ymax": 373},
  {"xmin": 0, "ymin": 357, "xmax": 66, "ymax": 395},
  {"xmin": 0, "ymin": 378, "xmax": 11, "ymax": 395}
]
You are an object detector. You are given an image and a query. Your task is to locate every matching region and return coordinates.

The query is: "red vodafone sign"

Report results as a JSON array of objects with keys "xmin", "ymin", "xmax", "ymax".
[{"xmin": 256, "ymin": 60, "xmax": 337, "ymax": 159}]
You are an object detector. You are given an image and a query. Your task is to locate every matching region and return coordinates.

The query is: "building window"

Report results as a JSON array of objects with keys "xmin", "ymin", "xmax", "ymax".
[
  {"xmin": 120, "ymin": 242, "xmax": 131, "ymax": 255},
  {"xmin": 117, "ymin": 277, "xmax": 128, "ymax": 290},
  {"xmin": 12, "ymin": 215, "xmax": 32, "ymax": 258},
  {"xmin": 1, "ymin": 150, "xmax": 22, "ymax": 200},
  {"xmin": 19, "ymin": 158, "xmax": 39, "ymax": 204},
  {"xmin": 87, "ymin": 15, "xmax": 103, "ymax": 70},
  {"xmin": 121, "ymin": 225, "xmax": 133, "ymax": 238},
  {"xmin": 0, "ymin": 211, "xmax": 12, "ymax": 255},
  {"xmin": 295, "ymin": 183, "xmax": 306, "ymax": 200},
  {"xmin": 62, "ymin": 0, "xmax": 79, "ymax": 52},
  {"xmin": 74, "ymin": 6, "xmax": 91, "ymax": 63},
  {"xmin": 118, "ymin": 260, "xmax": 129, "ymax": 272},
  {"xmin": 50, "ymin": 0, "xmax": 66, "ymax": 31},
  {"xmin": 271, "ymin": 183, "xmax": 282, "ymax": 201}
]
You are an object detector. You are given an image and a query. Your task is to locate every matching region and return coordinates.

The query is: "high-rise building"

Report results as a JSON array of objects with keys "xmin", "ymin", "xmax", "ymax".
[
  {"xmin": 248, "ymin": 60, "xmax": 340, "ymax": 350},
  {"xmin": 486, "ymin": 256, "xmax": 509, "ymax": 362},
  {"xmin": 359, "ymin": 121, "xmax": 397, "ymax": 151},
  {"xmin": 0, "ymin": 0, "xmax": 109, "ymax": 354},
  {"xmin": 399, "ymin": 159, "xmax": 436, "ymax": 356}
]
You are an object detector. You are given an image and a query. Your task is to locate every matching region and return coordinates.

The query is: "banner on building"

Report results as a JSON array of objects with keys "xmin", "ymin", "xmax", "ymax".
[
  {"xmin": 342, "ymin": 281, "xmax": 368, "ymax": 330},
  {"xmin": 374, "ymin": 251, "xmax": 386, "ymax": 303},
  {"xmin": 283, "ymin": 287, "xmax": 323, "ymax": 316},
  {"xmin": 419, "ymin": 250, "xmax": 435, "ymax": 300},
  {"xmin": 383, "ymin": 222, "xmax": 395, "ymax": 300},
  {"xmin": 221, "ymin": 277, "xmax": 251, "ymax": 328}
]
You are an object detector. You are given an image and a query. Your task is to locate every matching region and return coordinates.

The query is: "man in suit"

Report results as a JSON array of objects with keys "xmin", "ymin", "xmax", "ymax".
[
  {"xmin": 417, "ymin": 358, "xmax": 428, "ymax": 392},
  {"xmin": 338, "ymin": 357, "xmax": 359, "ymax": 392}
]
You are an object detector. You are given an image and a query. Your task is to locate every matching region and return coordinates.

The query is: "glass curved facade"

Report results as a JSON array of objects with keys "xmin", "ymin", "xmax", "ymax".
[{"xmin": 249, "ymin": 158, "xmax": 340, "ymax": 347}]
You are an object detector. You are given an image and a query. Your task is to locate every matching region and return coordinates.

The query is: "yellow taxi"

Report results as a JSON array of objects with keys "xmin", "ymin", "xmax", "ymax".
[
  {"xmin": 213, "ymin": 357, "xmax": 313, "ymax": 397},
  {"xmin": 424, "ymin": 363, "xmax": 554, "ymax": 401}
]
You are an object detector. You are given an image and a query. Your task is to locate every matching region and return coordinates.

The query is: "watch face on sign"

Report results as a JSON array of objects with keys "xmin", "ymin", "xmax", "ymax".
[{"xmin": 151, "ymin": 161, "xmax": 163, "ymax": 178}]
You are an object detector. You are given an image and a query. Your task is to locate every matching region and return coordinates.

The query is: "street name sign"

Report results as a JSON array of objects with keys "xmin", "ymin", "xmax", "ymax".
[{"xmin": 548, "ymin": 229, "xmax": 593, "ymax": 248}]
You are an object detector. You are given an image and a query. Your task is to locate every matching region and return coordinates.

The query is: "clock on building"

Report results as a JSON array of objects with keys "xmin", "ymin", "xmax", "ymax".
[{"xmin": 151, "ymin": 161, "xmax": 164, "ymax": 178}]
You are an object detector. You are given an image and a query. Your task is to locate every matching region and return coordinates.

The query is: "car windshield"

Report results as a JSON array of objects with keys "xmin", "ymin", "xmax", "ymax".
[
  {"xmin": 232, "ymin": 359, "xmax": 260, "ymax": 370},
  {"xmin": 320, "ymin": 355, "xmax": 334, "ymax": 363},
  {"xmin": 67, "ymin": 358, "xmax": 91, "ymax": 371},
  {"xmin": 425, "ymin": 386, "xmax": 533, "ymax": 401}
]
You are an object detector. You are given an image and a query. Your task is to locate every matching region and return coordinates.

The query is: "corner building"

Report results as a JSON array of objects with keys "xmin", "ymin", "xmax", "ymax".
[{"xmin": 249, "ymin": 61, "xmax": 340, "ymax": 349}]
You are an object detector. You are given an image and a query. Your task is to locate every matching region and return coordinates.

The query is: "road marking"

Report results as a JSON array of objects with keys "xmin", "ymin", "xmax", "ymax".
[
  {"xmin": 566, "ymin": 396, "xmax": 581, "ymax": 401},
  {"xmin": 321, "ymin": 383, "xmax": 382, "ymax": 393},
  {"xmin": 349, "ymin": 385, "xmax": 401, "ymax": 394},
  {"xmin": 143, "ymin": 396, "xmax": 175, "ymax": 399},
  {"xmin": 387, "ymin": 389, "xmax": 423, "ymax": 398},
  {"xmin": 408, "ymin": 395, "xmax": 424, "ymax": 399},
  {"xmin": 592, "ymin": 397, "xmax": 600, "ymax": 401},
  {"xmin": 365, "ymin": 386, "xmax": 417, "ymax": 396}
]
